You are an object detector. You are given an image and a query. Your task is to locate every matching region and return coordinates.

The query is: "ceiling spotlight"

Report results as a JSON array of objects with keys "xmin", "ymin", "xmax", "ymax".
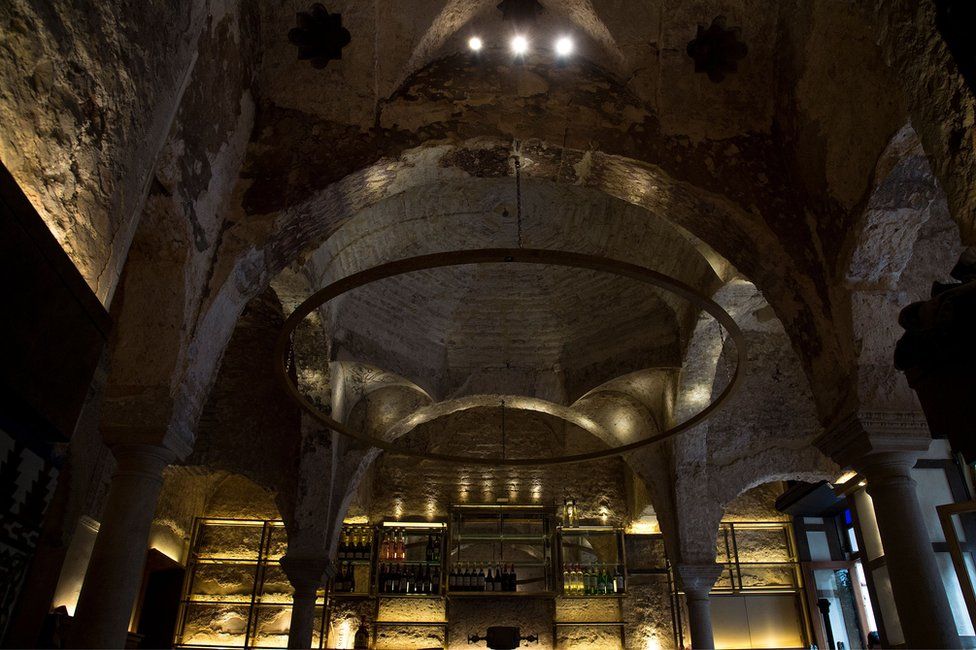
[
  {"xmin": 468, "ymin": 36, "xmax": 483, "ymax": 52},
  {"xmin": 554, "ymin": 36, "xmax": 573, "ymax": 56},
  {"xmin": 511, "ymin": 35, "xmax": 529, "ymax": 55}
]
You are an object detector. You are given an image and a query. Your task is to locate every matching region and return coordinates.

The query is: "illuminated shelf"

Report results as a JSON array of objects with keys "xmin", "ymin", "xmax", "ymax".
[
  {"xmin": 450, "ymin": 561, "xmax": 548, "ymax": 567},
  {"xmin": 374, "ymin": 620, "xmax": 448, "ymax": 626},
  {"xmin": 375, "ymin": 560, "xmax": 442, "ymax": 566},
  {"xmin": 375, "ymin": 593, "xmax": 444, "ymax": 598},
  {"xmin": 454, "ymin": 533, "xmax": 547, "ymax": 541},
  {"xmin": 333, "ymin": 558, "xmax": 372, "ymax": 565},
  {"xmin": 447, "ymin": 591, "xmax": 556, "ymax": 598},
  {"xmin": 559, "ymin": 594, "xmax": 627, "ymax": 599}
]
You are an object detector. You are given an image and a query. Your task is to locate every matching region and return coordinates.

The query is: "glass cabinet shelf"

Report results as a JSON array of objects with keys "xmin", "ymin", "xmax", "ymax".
[
  {"xmin": 448, "ymin": 506, "xmax": 556, "ymax": 595},
  {"xmin": 557, "ymin": 526, "xmax": 627, "ymax": 597}
]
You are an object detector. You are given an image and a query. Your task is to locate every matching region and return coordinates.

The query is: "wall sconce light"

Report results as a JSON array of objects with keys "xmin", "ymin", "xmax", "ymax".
[{"xmin": 563, "ymin": 497, "xmax": 578, "ymax": 527}]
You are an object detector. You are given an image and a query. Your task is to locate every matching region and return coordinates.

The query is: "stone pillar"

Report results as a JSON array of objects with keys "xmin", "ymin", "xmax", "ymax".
[
  {"xmin": 280, "ymin": 555, "xmax": 332, "ymax": 649},
  {"xmin": 675, "ymin": 563, "xmax": 724, "ymax": 649},
  {"xmin": 68, "ymin": 443, "xmax": 175, "ymax": 649},
  {"xmin": 816, "ymin": 412, "xmax": 961, "ymax": 649}
]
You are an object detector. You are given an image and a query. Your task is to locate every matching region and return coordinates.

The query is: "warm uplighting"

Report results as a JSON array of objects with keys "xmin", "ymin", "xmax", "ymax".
[
  {"xmin": 468, "ymin": 36, "xmax": 483, "ymax": 52},
  {"xmin": 342, "ymin": 515, "xmax": 369, "ymax": 525},
  {"xmin": 626, "ymin": 514, "xmax": 661, "ymax": 535},
  {"xmin": 382, "ymin": 520, "xmax": 447, "ymax": 529},
  {"xmin": 554, "ymin": 36, "xmax": 574, "ymax": 56},
  {"xmin": 833, "ymin": 470, "xmax": 857, "ymax": 485},
  {"xmin": 511, "ymin": 35, "xmax": 529, "ymax": 55}
]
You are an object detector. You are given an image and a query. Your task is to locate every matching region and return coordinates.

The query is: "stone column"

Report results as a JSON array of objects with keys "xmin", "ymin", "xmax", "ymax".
[
  {"xmin": 68, "ymin": 443, "xmax": 175, "ymax": 649},
  {"xmin": 280, "ymin": 555, "xmax": 332, "ymax": 649},
  {"xmin": 675, "ymin": 563, "xmax": 724, "ymax": 649},
  {"xmin": 816, "ymin": 412, "xmax": 961, "ymax": 649}
]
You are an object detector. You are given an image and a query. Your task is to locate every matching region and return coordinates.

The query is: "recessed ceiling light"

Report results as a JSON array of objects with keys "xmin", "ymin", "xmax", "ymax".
[
  {"xmin": 511, "ymin": 35, "xmax": 529, "ymax": 55},
  {"xmin": 468, "ymin": 36, "xmax": 483, "ymax": 52},
  {"xmin": 555, "ymin": 36, "xmax": 573, "ymax": 56}
]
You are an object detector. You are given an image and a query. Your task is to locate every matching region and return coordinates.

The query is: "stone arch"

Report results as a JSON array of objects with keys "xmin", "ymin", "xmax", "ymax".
[{"xmin": 845, "ymin": 123, "xmax": 966, "ymax": 412}]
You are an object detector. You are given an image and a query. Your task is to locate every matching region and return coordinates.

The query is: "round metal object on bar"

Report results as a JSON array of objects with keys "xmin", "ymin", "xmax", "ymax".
[{"xmin": 274, "ymin": 248, "xmax": 746, "ymax": 466}]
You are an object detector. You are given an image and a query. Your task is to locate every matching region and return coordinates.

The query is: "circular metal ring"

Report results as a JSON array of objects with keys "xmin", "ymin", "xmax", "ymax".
[{"xmin": 275, "ymin": 248, "xmax": 745, "ymax": 466}]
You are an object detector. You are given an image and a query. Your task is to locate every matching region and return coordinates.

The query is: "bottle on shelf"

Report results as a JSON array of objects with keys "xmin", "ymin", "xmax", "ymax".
[{"xmin": 493, "ymin": 565, "xmax": 503, "ymax": 592}]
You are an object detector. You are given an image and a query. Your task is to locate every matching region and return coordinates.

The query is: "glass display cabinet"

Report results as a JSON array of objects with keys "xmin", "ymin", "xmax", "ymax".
[
  {"xmin": 330, "ymin": 523, "xmax": 374, "ymax": 597},
  {"xmin": 557, "ymin": 526, "xmax": 627, "ymax": 597},
  {"xmin": 175, "ymin": 518, "xmax": 327, "ymax": 649},
  {"xmin": 448, "ymin": 505, "xmax": 555, "ymax": 596},
  {"xmin": 374, "ymin": 521, "xmax": 447, "ymax": 597},
  {"xmin": 714, "ymin": 522, "xmax": 802, "ymax": 592}
]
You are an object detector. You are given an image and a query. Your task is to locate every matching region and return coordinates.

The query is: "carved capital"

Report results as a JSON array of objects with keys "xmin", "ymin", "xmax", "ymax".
[
  {"xmin": 109, "ymin": 443, "xmax": 176, "ymax": 482},
  {"xmin": 674, "ymin": 563, "xmax": 724, "ymax": 598},
  {"xmin": 280, "ymin": 555, "xmax": 333, "ymax": 594},
  {"xmin": 814, "ymin": 411, "xmax": 932, "ymax": 468}
]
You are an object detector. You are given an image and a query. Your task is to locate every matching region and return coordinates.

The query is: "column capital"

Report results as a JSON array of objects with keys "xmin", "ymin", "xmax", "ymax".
[
  {"xmin": 814, "ymin": 411, "xmax": 932, "ymax": 469},
  {"xmin": 674, "ymin": 563, "xmax": 724, "ymax": 598},
  {"xmin": 280, "ymin": 555, "xmax": 333, "ymax": 593},
  {"xmin": 109, "ymin": 443, "xmax": 176, "ymax": 480}
]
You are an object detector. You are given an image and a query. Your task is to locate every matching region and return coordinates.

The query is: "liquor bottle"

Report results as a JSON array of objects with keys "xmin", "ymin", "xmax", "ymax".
[
  {"xmin": 353, "ymin": 531, "xmax": 362, "ymax": 560},
  {"xmin": 397, "ymin": 530, "xmax": 406, "ymax": 561},
  {"xmin": 349, "ymin": 562, "xmax": 357, "ymax": 593},
  {"xmin": 478, "ymin": 565, "xmax": 486, "ymax": 591},
  {"xmin": 562, "ymin": 564, "xmax": 570, "ymax": 594},
  {"xmin": 486, "ymin": 567, "xmax": 494, "ymax": 592},
  {"xmin": 426, "ymin": 535, "xmax": 434, "ymax": 562},
  {"xmin": 614, "ymin": 565, "xmax": 624, "ymax": 593},
  {"xmin": 508, "ymin": 564, "xmax": 517, "ymax": 592},
  {"xmin": 354, "ymin": 619, "xmax": 369, "ymax": 650},
  {"xmin": 364, "ymin": 528, "xmax": 372, "ymax": 560},
  {"xmin": 431, "ymin": 566, "xmax": 440, "ymax": 594},
  {"xmin": 573, "ymin": 564, "xmax": 582, "ymax": 595}
]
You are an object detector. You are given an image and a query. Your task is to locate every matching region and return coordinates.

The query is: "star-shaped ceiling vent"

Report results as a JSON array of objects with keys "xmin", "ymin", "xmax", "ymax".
[
  {"xmin": 686, "ymin": 16, "xmax": 748, "ymax": 83},
  {"xmin": 497, "ymin": 0, "xmax": 545, "ymax": 24},
  {"xmin": 288, "ymin": 3, "xmax": 351, "ymax": 69}
]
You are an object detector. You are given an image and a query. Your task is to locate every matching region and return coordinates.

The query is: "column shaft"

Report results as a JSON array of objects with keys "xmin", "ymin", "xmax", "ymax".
[
  {"xmin": 861, "ymin": 453, "xmax": 961, "ymax": 649},
  {"xmin": 686, "ymin": 591, "xmax": 716, "ymax": 649},
  {"xmin": 287, "ymin": 586, "xmax": 318, "ymax": 649},
  {"xmin": 68, "ymin": 444, "xmax": 174, "ymax": 649}
]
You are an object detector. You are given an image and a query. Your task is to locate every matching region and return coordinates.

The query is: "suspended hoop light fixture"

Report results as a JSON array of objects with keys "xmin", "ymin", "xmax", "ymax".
[{"xmin": 274, "ymin": 248, "xmax": 746, "ymax": 466}]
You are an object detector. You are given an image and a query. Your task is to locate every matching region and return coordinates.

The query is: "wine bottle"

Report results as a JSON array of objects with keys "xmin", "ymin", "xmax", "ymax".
[
  {"xmin": 513, "ymin": 564, "xmax": 519, "ymax": 592},
  {"xmin": 494, "ymin": 565, "xmax": 503, "ymax": 592},
  {"xmin": 349, "ymin": 562, "xmax": 357, "ymax": 593},
  {"xmin": 432, "ymin": 566, "xmax": 441, "ymax": 595}
]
